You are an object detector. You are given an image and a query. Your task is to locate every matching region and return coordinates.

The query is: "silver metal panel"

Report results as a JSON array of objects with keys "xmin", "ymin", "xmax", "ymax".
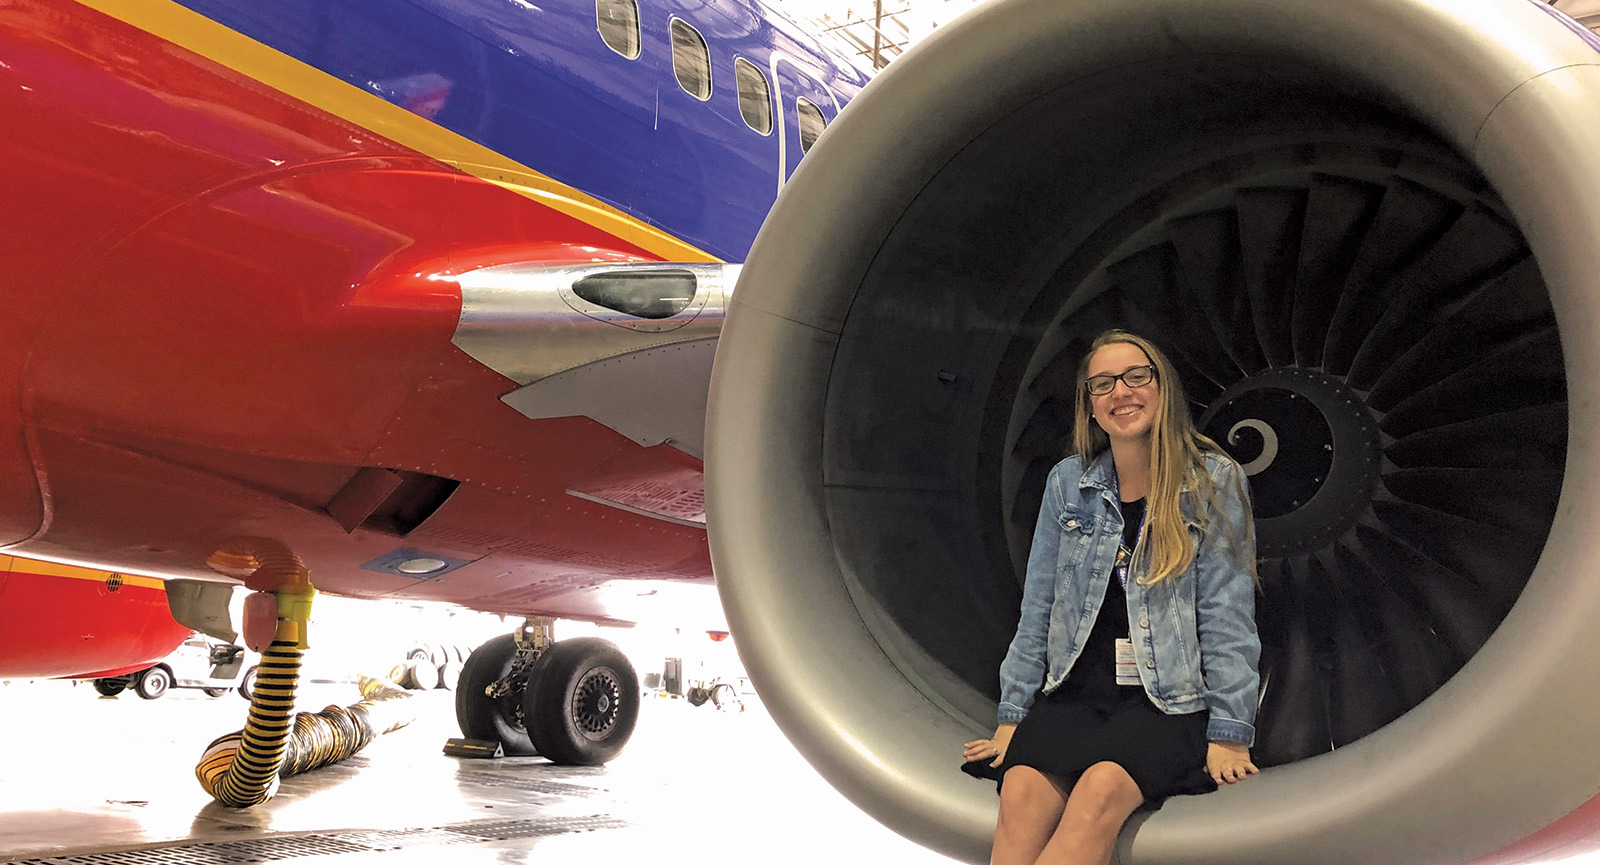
[
  {"xmin": 166, "ymin": 578, "xmax": 239, "ymax": 644},
  {"xmin": 502, "ymin": 337, "xmax": 717, "ymax": 458},
  {"xmin": 452, "ymin": 262, "xmax": 737, "ymax": 386}
]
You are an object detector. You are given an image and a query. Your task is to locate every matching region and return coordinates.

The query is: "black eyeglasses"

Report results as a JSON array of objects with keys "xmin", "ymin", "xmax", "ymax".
[{"xmin": 1085, "ymin": 365, "xmax": 1157, "ymax": 396}]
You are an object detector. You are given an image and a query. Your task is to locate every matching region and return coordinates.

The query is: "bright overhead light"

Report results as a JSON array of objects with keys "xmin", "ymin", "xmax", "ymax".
[{"xmin": 396, "ymin": 557, "xmax": 449, "ymax": 575}]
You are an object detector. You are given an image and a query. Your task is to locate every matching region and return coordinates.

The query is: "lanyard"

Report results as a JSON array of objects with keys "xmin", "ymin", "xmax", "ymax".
[{"xmin": 1113, "ymin": 507, "xmax": 1147, "ymax": 590}]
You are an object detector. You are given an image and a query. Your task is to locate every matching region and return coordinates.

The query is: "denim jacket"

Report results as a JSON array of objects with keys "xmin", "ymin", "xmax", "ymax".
[{"xmin": 997, "ymin": 450, "xmax": 1260, "ymax": 746}]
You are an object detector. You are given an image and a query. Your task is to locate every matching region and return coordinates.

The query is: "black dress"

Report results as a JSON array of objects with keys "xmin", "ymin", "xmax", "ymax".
[{"xmin": 966, "ymin": 498, "xmax": 1217, "ymax": 804}]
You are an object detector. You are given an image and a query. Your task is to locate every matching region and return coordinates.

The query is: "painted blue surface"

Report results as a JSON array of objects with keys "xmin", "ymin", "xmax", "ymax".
[{"xmin": 175, "ymin": 0, "xmax": 871, "ymax": 261}]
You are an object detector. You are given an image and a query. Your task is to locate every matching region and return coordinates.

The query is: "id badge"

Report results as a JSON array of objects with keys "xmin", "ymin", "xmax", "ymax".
[{"xmin": 1114, "ymin": 638, "xmax": 1141, "ymax": 686}]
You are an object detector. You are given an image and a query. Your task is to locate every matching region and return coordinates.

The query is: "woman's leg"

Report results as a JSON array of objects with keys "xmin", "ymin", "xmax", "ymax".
[
  {"xmin": 1035, "ymin": 761, "xmax": 1144, "ymax": 865},
  {"xmin": 992, "ymin": 765, "xmax": 1071, "ymax": 865}
]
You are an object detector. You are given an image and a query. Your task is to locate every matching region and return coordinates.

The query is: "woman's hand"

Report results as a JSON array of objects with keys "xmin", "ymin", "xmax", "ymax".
[
  {"xmin": 1207, "ymin": 741, "xmax": 1259, "ymax": 784},
  {"xmin": 963, "ymin": 724, "xmax": 1017, "ymax": 767}
]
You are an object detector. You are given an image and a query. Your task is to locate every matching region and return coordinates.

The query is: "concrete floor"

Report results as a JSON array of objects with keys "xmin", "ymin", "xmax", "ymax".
[{"xmin": 0, "ymin": 678, "xmax": 968, "ymax": 864}]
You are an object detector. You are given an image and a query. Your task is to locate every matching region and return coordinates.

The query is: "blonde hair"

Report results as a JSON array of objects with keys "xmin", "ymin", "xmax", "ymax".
[{"xmin": 1071, "ymin": 330, "xmax": 1255, "ymax": 585}]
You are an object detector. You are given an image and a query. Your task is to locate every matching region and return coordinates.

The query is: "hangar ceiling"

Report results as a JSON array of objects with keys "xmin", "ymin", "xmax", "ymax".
[
  {"xmin": 784, "ymin": 0, "xmax": 1600, "ymax": 73},
  {"xmin": 782, "ymin": 0, "xmax": 987, "ymax": 71},
  {"xmin": 1557, "ymin": 0, "xmax": 1600, "ymax": 28}
]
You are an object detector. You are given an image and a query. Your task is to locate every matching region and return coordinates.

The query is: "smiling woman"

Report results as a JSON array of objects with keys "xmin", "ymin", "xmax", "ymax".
[{"xmin": 960, "ymin": 330, "xmax": 1260, "ymax": 865}]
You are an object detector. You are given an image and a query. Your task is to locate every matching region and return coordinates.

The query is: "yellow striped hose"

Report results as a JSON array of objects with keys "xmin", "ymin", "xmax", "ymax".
[
  {"xmin": 197, "ymin": 672, "xmax": 416, "ymax": 806},
  {"xmin": 280, "ymin": 675, "xmax": 414, "ymax": 775},
  {"xmin": 196, "ymin": 585, "xmax": 313, "ymax": 807},
  {"xmin": 195, "ymin": 540, "xmax": 415, "ymax": 807},
  {"xmin": 195, "ymin": 610, "xmax": 416, "ymax": 805}
]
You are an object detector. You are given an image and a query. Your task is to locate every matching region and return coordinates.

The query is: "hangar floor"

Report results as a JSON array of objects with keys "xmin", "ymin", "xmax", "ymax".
[{"xmin": 0, "ymin": 679, "xmax": 962, "ymax": 864}]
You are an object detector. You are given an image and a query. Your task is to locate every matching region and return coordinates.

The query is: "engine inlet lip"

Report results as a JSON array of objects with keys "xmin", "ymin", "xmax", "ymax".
[{"xmin": 707, "ymin": 0, "xmax": 1600, "ymax": 862}]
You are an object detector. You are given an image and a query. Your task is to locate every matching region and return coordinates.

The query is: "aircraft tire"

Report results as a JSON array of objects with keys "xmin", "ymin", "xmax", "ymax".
[
  {"xmin": 523, "ymin": 637, "xmax": 639, "ymax": 765},
  {"xmin": 456, "ymin": 633, "xmax": 537, "ymax": 756},
  {"xmin": 135, "ymin": 666, "xmax": 170, "ymax": 700},
  {"xmin": 92, "ymin": 678, "xmax": 126, "ymax": 697}
]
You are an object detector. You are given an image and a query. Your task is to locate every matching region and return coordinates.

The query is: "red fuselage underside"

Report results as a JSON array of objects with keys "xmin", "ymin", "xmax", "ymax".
[{"xmin": 0, "ymin": 2, "xmax": 712, "ymax": 621}]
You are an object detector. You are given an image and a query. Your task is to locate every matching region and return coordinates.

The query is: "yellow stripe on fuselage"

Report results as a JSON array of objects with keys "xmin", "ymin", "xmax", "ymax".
[
  {"xmin": 2, "ymin": 555, "xmax": 166, "ymax": 591},
  {"xmin": 74, "ymin": 0, "xmax": 719, "ymax": 263}
]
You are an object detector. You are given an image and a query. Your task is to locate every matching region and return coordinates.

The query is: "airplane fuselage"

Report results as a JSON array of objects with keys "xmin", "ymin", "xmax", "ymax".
[{"xmin": 0, "ymin": 0, "xmax": 866, "ymax": 620}]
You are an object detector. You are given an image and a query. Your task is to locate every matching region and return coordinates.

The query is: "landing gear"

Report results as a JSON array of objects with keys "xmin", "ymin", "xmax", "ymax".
[
  {"xmin": 93, "ymin": 678, "xmax": 127, "ymax": 697},
  {"xmin": 524, "ymin": 638, "xmax": 639, "ymax": 765},
  {"xmin": 456, "ymin": 633, "xmax": 537, "ymax": 756},
  {"xmin": 453, "ymin": 620, "xmax": 640, "ymax": 765}
]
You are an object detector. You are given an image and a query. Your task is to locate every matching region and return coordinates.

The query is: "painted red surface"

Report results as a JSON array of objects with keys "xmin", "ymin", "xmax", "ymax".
[
  {"xmin": 0, "ymin": 1, "xmax": 711, "ymax": 622},
  {"xmin": 1467, "ymin": 793, "xmax": 1600, "ymax": 865},
  {"xmin": 0, "ymin": 566, "xmax": 189, "ymax": 679}
]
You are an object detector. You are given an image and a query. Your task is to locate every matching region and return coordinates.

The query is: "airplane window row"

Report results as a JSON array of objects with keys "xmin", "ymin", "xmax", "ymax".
[{"xmin": 595, "ymin": 0, "xmax": 829, "ymax": 149}]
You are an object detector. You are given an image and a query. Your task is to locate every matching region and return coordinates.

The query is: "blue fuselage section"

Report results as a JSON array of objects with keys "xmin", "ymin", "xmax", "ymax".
[{"xmin": 176, "ymin": 0, "xmax": 870, "ymax": 261}]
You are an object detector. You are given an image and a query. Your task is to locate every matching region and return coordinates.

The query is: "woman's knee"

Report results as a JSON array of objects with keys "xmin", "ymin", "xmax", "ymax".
[
  {"xmin": 999, "ymin": 766, "xmax": 1066, "ymax": 814},
  {"xmin": 1069, "ymin": 762, "xmax": 1144, "ymax": 815}
]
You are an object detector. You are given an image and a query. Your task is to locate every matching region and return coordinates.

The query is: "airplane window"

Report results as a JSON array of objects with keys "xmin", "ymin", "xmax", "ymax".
[
  {"xmin": 734, "ymin": 58, "xmax": 772, "ymax": 135},
  {"xmin": 572, "ymin": 269, "xmax": 699, "ymax": 319},
  {"xmin": 797, "ymin": 97, "xmax": 827, "ymax": 153},
  {"xmin": 596, "ymin": 0, "xmax": 641, "ymax": 59},
  {"xmin": 670, "ymin": 19, "xmax": 712, "ymax": 101}
]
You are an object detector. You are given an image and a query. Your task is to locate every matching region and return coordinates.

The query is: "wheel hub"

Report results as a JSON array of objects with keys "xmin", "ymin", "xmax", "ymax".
[
  {"xmin": 1199, "ymin": 367, "xmax": 1380, "ymax": 558},
  {"xmin": 573, "ymin": 667, "xmax": 622, "ymax": 740}
]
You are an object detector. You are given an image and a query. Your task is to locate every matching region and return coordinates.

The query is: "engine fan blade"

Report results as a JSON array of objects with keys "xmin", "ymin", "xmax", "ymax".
[
  {"xmin": 1167, "ymin": 209, "xmax": 1264, "ymax": 374},
  {"xmin": 1321, "ymin": 177, "xmax": 1461, "ymax": 375},
  {"xmin": 1345, "ymin": 205, "xmax": 1528, "ymax": 388},
  {"xmin": 1236, "ymin": 186, "xmax": 1307, "ymax": 368}
]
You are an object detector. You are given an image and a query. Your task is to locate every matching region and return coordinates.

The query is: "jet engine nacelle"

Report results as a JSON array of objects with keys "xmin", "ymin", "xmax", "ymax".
[{"xmin": 706, "ymin": 0, "xmax": 1600, "ymax": 862}]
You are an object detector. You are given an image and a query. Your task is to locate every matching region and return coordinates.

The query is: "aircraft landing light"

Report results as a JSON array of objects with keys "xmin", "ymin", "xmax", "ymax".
[
  {"xmin": 360, "ymin": 549, "xmax": 472, "ymax": 580},
  {"xmin": 396, "ymin": 558, "xmax": 450, "ymax": 576}
]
